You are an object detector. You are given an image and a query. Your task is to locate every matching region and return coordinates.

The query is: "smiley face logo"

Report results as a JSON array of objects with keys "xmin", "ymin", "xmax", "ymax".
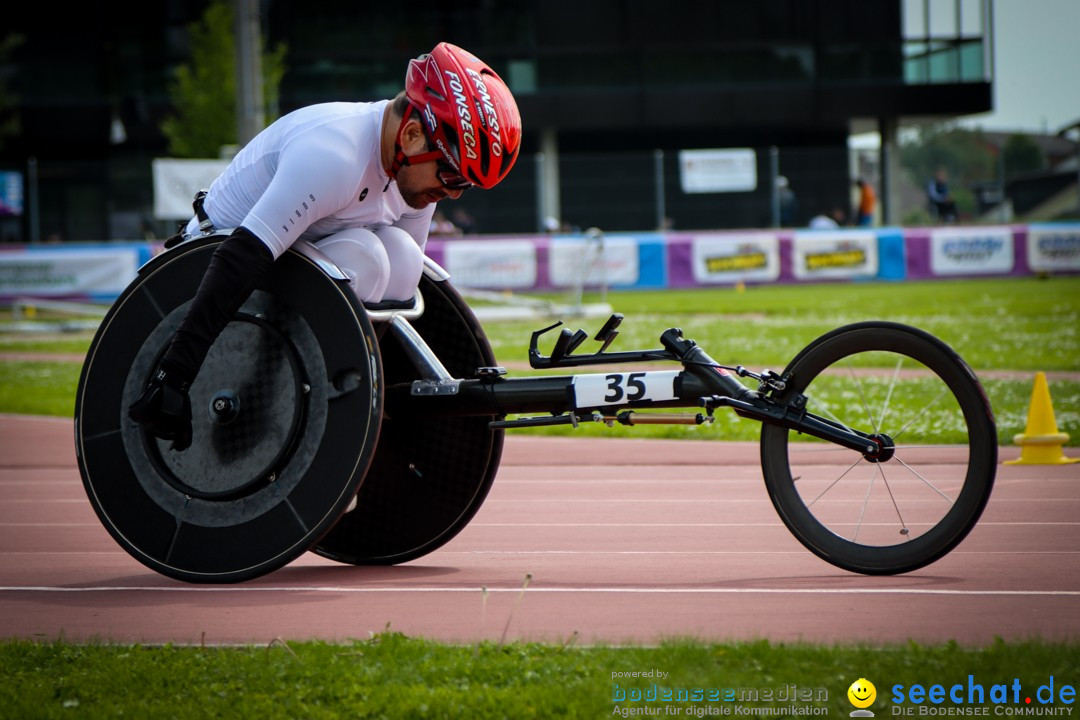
[{"xmin": 848, "ymin": 678, "xmax": 877, "ymax": 709}]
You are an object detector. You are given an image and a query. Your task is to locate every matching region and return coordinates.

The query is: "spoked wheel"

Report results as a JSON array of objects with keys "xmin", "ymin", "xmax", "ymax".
[{"xmin": 760, "ymin": 322, "xmax": 997, "ymax": 575}]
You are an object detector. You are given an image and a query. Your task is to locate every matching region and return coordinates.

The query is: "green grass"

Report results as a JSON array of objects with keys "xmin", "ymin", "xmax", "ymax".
[
  {"xmin": 0, "ymin": 335, "xmax": 93, "ymax": 355},
  {"xmin": 0, "ymin": 277, "xmax": 1077, "ymax": 445},
  {"xmin": 483, "ymin": 277, "xmax": 1080, "ymax": 445},
  {"xmin": 509, "ymin": 377, "xmax": 1080, "ymax": 446},
  {"xmin": 481, "ymin": 277, "xmax": 1080, "ymax": 372},
  {"xmin": 2, "ymin": 634, "xmax": 1077, "ymax": 719},
  {"xmin": 0, "ymin": 362, "xmax": 82, "ymax": 417}
]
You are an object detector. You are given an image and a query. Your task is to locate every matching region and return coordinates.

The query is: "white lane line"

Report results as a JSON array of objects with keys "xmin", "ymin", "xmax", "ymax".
[
  {"xmin": 492, "ymin": 477, "xmax": 1080, "ymax": 484},
  {"xmin": 0, "ymin": 557, "xmax": 1075, "ymax": 561},
  {"xmin": 3, "ymin": 521, "xmax": 1078, "ymax": 529},
  {"xmin": 0, "ymin": 481, "xmax": 80, "ymax": 485},
  {"xmin": 0, "ymin": 523, "xmax": 99, "ymax": 527},
  {"xmin": 493, "ymin": 479, "xmax": 766, "ymax": 484},
  {"xmin": 468, "ymin": 522, "xmax": 1080, "ymax": 527},
  {"xmin": 1, "ymin": 586, "xmax": 1078, "ymax": 596},
  {"xmin": 482, "ymin": 498, "xmax": 1080, "ymax": 503},
  {"xmin": 486, "ymin": 499, "xmax": 762, "ymax": 503},
  {"xmin": 0, "ymin": 551, "xmax": 123, "ymax": 555},
  {"xmin": 437, "ymin": 549, "xmax": 1080, "ymax": 555},
  {"xmin": 0, "ymin": 500, "xmax": 88, "ymax": 503}
]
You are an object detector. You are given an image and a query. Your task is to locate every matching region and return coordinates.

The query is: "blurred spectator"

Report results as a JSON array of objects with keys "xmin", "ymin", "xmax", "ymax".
[
  {"xmin": 544, "ymin": 215, "xmax": 580, "ymax": 233},
  {"xmin": 808, "ymin": 207, "xmax": 846, "ymax": 229},
  {"xmin": 927, "ymin": 167, "xmax": 958, "ymax": 223},
  {"xmin": 853, "ymin": 179, "xmax": 876, "ymax": 226},
  {"xmin": 777, "ymin": 175, "xmax": 798, "ymax": 227}
]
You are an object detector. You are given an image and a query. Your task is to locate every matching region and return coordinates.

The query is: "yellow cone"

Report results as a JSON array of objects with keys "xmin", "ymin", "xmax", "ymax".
[{"xmin": 1005, "ymin": 372, "xmax": 1079, "ymax": 465}]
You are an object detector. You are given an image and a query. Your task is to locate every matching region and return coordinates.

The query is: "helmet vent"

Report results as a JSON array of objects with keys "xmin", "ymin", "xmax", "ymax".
[
  {"xmin": 478, "ymin": 135, "xmax": 491, "ymax": 176},
  {"xmin": 440, "ymin": 123, "xmax": 462, "ymax": 165}
]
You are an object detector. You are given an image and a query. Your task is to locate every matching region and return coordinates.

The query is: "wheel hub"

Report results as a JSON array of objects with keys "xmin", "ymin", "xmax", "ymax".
[
  {"xmin": 209, "ymin": 390, "xmax": 240, "ymax": 424},
  {"xmin": 863, "ymin": 432, "xmax": 896, "ymax": 463}
]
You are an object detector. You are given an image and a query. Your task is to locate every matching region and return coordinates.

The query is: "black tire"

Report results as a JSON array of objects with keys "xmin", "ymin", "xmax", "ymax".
[
  {"xmin": 75, "ymin": 236, "xmax": 383, "ymax": 583},
  {"xmin": 760, "ymin": 322, "xmax": 997, "ymax": 575},
  {"xmin": 312, "ymin": 275, "xmax": 504, "ymax": 565}
]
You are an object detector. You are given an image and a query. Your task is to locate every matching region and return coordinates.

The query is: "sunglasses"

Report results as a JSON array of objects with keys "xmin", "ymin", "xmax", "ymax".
[
  {"xmin": 434, "ymin": 162, "xmax": 473, "ymax": 191},
  {"xmin": 423, "ymin": 133, "xmax": 473, "ymax": 191},
  {"xmin": 396, "ymin": 103, "xmax": 477, "ymax": 191}
]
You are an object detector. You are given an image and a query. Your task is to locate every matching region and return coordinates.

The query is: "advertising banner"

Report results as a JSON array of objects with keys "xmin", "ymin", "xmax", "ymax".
[
  {"xmin": 152, "ymin": 158, "xmax": 230, "ymax": 220},
  {"xmin": 1027, "ymin": 223, "xmax": 1080, "ymax": 272},
  {"xmin": 929, "ymin": 226, "xmax": 1014, "ymax": 275},
  {"xmin": 792, "ymin": 231, "xmax": 878, "ymax": 280},
  {"xmin": 0, "ymin": 247, "xmax": 141, "ymax": 299},
  {"xmin": 691, "ymin": 233, "xmax": 780, "ymax": 284},
  {"xmin": 549, "ymin": 236, "xmax": 640, "ymax": 288},
  {"xmin": 678, "ymin": 149, "xmax": 757, "ymax": 193},
  {"xmin": 442, "ymin": 239, "xmax": 538, "ymax": 289}
]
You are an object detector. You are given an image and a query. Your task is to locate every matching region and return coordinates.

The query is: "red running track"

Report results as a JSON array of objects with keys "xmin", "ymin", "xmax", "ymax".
[{"xmin": 1, "ymin": 414, "xmax": 1078, "ymax": 646}]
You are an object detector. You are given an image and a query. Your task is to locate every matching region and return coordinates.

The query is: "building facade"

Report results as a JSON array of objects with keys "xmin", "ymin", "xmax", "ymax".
[{"xmin": 0, "ymin": 0, "xmax": 993, "ymax": 241}]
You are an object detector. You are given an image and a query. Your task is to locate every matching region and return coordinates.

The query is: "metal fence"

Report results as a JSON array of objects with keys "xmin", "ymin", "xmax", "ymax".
[{"xmin": 8, "ymin": 136, "xmax": 1071, "ymax": 244}]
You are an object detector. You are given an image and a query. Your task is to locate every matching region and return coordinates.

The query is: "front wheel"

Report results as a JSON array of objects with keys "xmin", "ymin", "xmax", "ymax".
[{"xmin": 760, "ymin": 322, "xmax": 997, "ymax": 575}]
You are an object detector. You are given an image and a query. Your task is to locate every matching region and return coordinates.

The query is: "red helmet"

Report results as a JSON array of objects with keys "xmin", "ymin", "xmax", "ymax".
[{"xmin": 392, "ymin": 42, "xmax": 522, "ymax": 190}]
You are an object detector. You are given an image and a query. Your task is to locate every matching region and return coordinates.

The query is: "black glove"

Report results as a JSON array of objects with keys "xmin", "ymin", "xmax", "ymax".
[{"xmin": 128, "ymin": 363, "xmax": 193, "ymax": 451}]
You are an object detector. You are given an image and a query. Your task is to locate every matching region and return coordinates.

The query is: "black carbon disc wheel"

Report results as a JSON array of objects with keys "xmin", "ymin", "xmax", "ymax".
[
  {"xmin": 760, "ymin": 322, "xmax": 997, "ymax": 575},
  {"xmin": 75, "ymin": 236, "xmax": 383, "ymax": 583},
  {"xmin": 312, "ymin": 275, "xmax": 504, "ymax": 565}
]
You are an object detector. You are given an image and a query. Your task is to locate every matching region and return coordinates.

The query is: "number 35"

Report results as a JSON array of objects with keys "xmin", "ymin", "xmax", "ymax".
[{"xmin": 604, "ymin": 373, "xmax": 646, "ymax": 403}]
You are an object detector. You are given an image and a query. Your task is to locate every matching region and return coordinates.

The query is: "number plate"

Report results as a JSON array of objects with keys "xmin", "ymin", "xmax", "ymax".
[{"xmin": 571, "ymin": 370, "xmax": 680, "ymax": 408}]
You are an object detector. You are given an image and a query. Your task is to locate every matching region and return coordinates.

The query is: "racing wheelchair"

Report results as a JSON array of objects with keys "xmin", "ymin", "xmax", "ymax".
[{"xmin": 75, "ymin": 231, "xmax": 997, "ymax": 583}]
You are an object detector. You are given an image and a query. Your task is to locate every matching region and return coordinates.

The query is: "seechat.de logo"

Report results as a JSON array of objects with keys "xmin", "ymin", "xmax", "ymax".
[{"xmin": 891, "ymin": 676, "xmax": 1076, "ymax": 716}]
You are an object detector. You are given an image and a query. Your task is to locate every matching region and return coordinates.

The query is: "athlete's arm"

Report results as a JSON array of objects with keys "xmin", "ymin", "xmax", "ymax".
[
  {"xmin": 242, "ymin": 131, "xmax": 365, "ymax": 258},
  {"xmin": 392, "ymin": 205, "xmax": 436, "ymax": 252},
  {"xmin": 129, "ymin": 132, "xmax": 361, "ymax": 449},
  {"xmin": 129, "ymin": 225, "xmax": 273, "ymax": 450}
]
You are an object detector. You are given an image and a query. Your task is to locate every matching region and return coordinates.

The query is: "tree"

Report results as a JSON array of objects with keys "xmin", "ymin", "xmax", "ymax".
[
  {"xmin": 899, "ymin": 122, "xmax": 996, "ymax": 219},
  {"xmin": 1002, "ymin": 133, "xmax": 1045, "ymax": 177},
  {"xmin": 899, "ymin": 122, "xmax": 996, "ymax": 188},
  {"xmin": 160, "ymin": 0, "xmax": 286, "ymax": 158}
]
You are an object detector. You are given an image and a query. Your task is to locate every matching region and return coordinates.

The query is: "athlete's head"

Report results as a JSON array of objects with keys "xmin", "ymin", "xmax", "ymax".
[{"xmin": 390, "ymin": 42, "xmax": 522, "ymax": 191}]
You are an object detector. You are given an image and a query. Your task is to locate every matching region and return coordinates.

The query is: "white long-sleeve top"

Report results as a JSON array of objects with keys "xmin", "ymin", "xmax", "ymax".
[{"xmin": 202, "ymin": 100, "xmax": 434, "ymax": 259}]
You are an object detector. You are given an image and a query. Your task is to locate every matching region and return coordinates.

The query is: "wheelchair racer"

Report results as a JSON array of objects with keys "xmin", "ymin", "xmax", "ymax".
[{"xmin": 129, "ymin": 42, "xmax": 522, "ymax": 450}]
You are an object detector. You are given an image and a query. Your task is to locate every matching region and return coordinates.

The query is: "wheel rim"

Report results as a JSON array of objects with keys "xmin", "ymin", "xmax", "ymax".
[{"xmin": 761, "ymin": 324, "xmax": 996, "ymax": 573}]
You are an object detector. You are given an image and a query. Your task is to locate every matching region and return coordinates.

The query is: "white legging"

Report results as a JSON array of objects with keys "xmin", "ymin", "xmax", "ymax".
[
  {"xmin": 185, "ymin": 219, "xmax": 426, "ymax": 305},
  {"xmin": 313, "ymin": 226, "xmax": 424, "ymax": 304}
]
